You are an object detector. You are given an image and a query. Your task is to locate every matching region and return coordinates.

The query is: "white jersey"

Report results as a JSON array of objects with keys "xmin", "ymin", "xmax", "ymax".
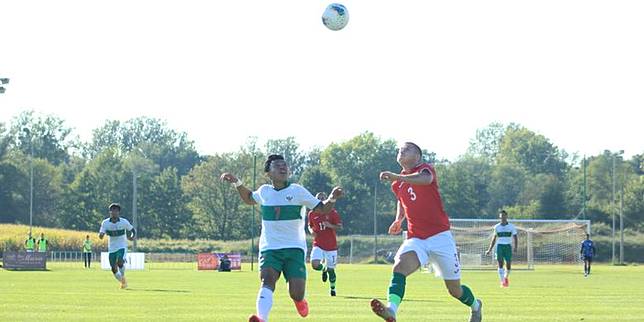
[
  {"xmin": 99, "ymin": 217, "xmax": 134, "ymax": 252},
  {"xmin": 494, "ymin": 223, "xmax": 517, "ymax": 245},
  {"xmin": 252, "ymin": 183, "xmax": 321, "ymax": 253}
]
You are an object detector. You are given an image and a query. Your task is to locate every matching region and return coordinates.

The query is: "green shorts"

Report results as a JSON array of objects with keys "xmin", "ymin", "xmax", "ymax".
[
  {"xmin": 259, "ymin": 248, "xmax": 307, "ymax": 280},
  {"xmin": 496, "ymin": 244, "xmax": 512, "ymax": 263},
  {"xmin": 108, "ymin": 248, "xmax": 126, "ymax": 267}
]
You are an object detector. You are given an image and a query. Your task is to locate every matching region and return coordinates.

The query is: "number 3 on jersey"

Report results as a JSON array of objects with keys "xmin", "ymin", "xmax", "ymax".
[{"xmin": 407, "ymin": 187, "xmax": 417, "ymax": 201}]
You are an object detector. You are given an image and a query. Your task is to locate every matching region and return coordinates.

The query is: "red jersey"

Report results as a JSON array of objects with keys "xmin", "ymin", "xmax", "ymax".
[
  {"xmin": 308, "ymin": 209, "xmax": 341, "ymax": 251},
  {"xmin": 391, "ymin": 162, "xmax": 450, "ymax": 239}
]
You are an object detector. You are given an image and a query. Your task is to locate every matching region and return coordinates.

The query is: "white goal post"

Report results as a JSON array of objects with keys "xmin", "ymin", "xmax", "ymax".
[{"xmin": 450, "ymin": 219, "xmax": 591, "ymax": 270}]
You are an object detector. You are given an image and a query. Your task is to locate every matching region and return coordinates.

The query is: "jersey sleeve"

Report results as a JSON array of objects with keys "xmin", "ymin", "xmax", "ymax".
[
  {"xmin": 331, "ymin": 210, "xmax": 342, "ymax": 225},
  {"xmin": 512, "ymin": 225, "xmax": 518, "ymax": 235},
  {"xmin": 418, "ymin": 163, "xmax": 435, "ymax": 183},
  {"xmin": 99, "ymin": 221, "xmax": 106, "ymax": 234},
  {"xmin": 125, "ymin": 219, "xmax": 134, "ymax": 231},
  {"xmin": 391, "ymin": 181, "xmax": 399, "ymax": 194},
  {"xmin": 308, "ymin": 213, "xmax": 320, "ymax": 232},
  {"xmin": 251, "ymin": 186, "xmax": 263, "ymax": 205},
  {"xmin": 297, "ymin": 185, "xmax": 322, "ymax": 210}
]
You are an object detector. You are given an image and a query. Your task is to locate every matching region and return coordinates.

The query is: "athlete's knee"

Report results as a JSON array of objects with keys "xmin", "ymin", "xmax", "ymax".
[
  {"xmin": 311, "ymin": 260, "xmax": 322, "ymax": 270},
  {"xmin": 446, "ymin": 284, "xmax": 462, "ymax": 298}
]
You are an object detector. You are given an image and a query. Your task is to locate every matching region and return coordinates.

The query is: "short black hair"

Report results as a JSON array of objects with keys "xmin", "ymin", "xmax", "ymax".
[
  {"xmin": 404, "ymin": 142, "xmax": 422, "ymax": 159},
  {"xmin": 109, "ymin": 203, "xmax": 121, "ymax": 211},
  {"xmin": 264, "ymin": 154, "xmax": 285, "ymax": 173},
  {"xmin": 499, "ymin": 210, "xmax": 508, "ymax": 216}
]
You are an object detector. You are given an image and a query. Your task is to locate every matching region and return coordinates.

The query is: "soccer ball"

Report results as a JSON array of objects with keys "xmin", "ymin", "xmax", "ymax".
[{"xmin": 322, "ymin": 3, "xmax": 349, "ymax": 31}]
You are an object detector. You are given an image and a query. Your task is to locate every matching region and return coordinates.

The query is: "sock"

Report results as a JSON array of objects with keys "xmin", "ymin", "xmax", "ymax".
[
  {"xmin": 328, "ymin": 269, "xmax": 336, "ymax": 289},
  {"xmin": 257, "ymin": 287, "xmax": 273, "ymax": 321},
  {"xmin": 113, "ymin": 271, "xmax": 122, "ymax": 282},
  {"xmin": 505, "ymin": 269, "xmax": 511, "ymax": 279},
  {"xmin": 587, "ymin": 265, "xmax": 591, "ymax": 274},
  {"xmin": 119, "ymin": 266, "xmax": 125, "ymax": 278},
  {"xmin": 387, "ymin": 272, "xmax": 406, "ymax": 314},
  {"xmin": 498, "ymin": 268, "xmax": 505, "ymax": 281},
  {"xmin": 458, "ymin": 285, "xmax": 480, "ymax": 311}
]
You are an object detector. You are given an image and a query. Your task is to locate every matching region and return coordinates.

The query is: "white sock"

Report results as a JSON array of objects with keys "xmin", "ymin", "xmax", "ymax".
[
  {"xmin": 505, "ymin": 269, "xmax": 511, "ymax": 279},
  {"xmin": 388, "ymin": 302, "xmax": 399, "ymax": 315},
  {"xmin": 498, "ymin": 268, "xmax": 505, "ymax": 281},
  {"xmin": 114, "ymin": 271, "xmax": 122, "ymax": 282},
  {"xmin": 257, "ymin": 287, "xmax": 273, "ymax": 321},
  {"xmin": 471, "ymin": 298, "xmax": 481, "ymax": 311},
  {"xmin": 119, "ymin": 266, "xmax": 125, "ymax": 277}
]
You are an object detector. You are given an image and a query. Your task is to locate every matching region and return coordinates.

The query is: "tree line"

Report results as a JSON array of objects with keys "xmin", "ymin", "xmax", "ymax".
[{"xmin": 1, "ymin": 112, "xmax": 642, "ymax": 240}]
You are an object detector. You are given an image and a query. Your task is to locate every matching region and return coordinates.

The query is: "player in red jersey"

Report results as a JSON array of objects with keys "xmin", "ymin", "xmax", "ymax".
[
  {"xmin": 308, "ymin": 192, "xmax": 343, "ymax": 296},
  {"xmin": 370, "ymin": 142, "xmax": 483, "ymax": 322}
]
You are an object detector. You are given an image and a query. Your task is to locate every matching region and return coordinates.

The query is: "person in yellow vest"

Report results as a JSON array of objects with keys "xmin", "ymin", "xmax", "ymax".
[
  {"xmin": 37, "ymin": 233, "xmax": 48, "ymax": 253},
  {"xmin": 25, "ymin": 233, "xmax": 36, "ymax": 252},
  {"xmin": 83, "ymin": 235, "xmax": 93, "ymax": 268}
]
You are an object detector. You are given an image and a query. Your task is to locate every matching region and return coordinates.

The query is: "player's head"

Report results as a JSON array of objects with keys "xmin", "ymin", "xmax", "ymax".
[
  {"xmin": 315, "ymin": 192, "xmax": 327, "ymax": 201},
  {"xmin": 586, "ymin": 233, "xmax": 590, "ymax": 240},
  {"xmin": 109, "ymin": 203, "xmax": 121, "ymax": 218},
  {"xmin": 397, "ymin": 142, "xmax": 422, "ymax": 168},
  {"xmin": 499, "ymin": 210, "xmax": 508, "ymax": 223},
  {"xmin": 264, "ymin": 154, "xmax": 289, "ymax": 183},
  {"xmin": 40, "ymin": 233, "xmax": 44, "ymax": 239},
  {"xmin": 86, "ymin": 234, "xmax": 90, "ymax": 239}
]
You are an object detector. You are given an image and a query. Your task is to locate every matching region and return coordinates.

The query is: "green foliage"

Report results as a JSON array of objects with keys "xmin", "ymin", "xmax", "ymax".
[{"xmin": 1, "ymin": 113, "xmax": 642, "ymax": 241}]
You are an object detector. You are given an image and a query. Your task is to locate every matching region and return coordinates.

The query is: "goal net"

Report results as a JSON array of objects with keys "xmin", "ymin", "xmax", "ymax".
[
  {"xmin": 451, "ymin": 219, "xmax": 591, "ymax": 269},
  {"xmin": 337, "ymin": 219, "xmax": 590, "ymax": 270}
]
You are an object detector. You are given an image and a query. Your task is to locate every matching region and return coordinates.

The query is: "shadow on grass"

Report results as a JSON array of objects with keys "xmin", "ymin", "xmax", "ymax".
[
  {"xmin": 340, "ymin": 296, "xmax": 435, "ymax": 303},
  {"xmin": 126, "ymin": 288, "xmax": 191, "ymax": 293}
]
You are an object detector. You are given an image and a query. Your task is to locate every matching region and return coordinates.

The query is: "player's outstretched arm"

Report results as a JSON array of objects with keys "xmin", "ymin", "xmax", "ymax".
[
  {"xmin": 380, "ymin": 169, "xmax": 433, "ymax": 185},
  {"xmin": 220, "ymin": 173, "xmax": 256, "ymax": 205},
  {"xmin": 314, "ymin": 186, "xmax": 344, "ymax": 214}
]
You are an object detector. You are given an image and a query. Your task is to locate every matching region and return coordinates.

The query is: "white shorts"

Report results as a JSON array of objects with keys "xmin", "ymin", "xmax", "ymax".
[
  {"xmin": 395, "ymin": 230, "xmax": 461, "ymax": 280},
  {"xmin": 310, "ymin": 246, "xmax": 338, "ymax": 269}
]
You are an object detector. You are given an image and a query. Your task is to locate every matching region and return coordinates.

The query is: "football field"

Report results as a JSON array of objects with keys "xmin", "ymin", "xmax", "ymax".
[{"xmin": 2, "ymin": 263, "xmax": 643, "ymax": 321}]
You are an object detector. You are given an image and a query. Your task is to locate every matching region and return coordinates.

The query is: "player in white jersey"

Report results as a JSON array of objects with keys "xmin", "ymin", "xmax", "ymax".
[
  {"xmin": 485, "ymin": 210, "xmax": 517, "ymax": 287},
  {"xmin": 221, "ymin": 154, "xmax": 343, "ymax": 322},
  {"xmin": 99, "ymin": 203, "xmax": 136, "ymax": 289}
]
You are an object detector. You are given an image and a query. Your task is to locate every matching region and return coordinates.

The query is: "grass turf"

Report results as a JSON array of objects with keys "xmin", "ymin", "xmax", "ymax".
[{"xmin": 2, "ymin": 263, "xmax": 643, "ymax": 321}]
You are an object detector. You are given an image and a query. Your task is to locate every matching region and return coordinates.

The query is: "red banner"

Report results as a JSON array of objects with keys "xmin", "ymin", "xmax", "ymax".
[
  {"xmin": 197, "ymin": 253, "xmax": 241, "ymax": 270},
  {"xmin": 197, "ymin": 253, "xmax": 219, "ymax": 270}
]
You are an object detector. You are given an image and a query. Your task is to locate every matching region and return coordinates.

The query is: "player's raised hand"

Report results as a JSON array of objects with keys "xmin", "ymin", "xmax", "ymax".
[
  {"xmin": 330, "ymin": 187, "xmax": 344, "ymax": 199},
  {"xmin": 485, "ymin": 249, "xmax": 491, "ymax": 256},
  {"xmin": 379, "ymin": 171, "xmax": 399, "ymax": 182},
  {"xmin": 388, "ymin": 220, "xmax": 402, "ymax": 235},
  {"xmin": 220, "ymin": 173, "xmax": 238, "ymax": 184}
]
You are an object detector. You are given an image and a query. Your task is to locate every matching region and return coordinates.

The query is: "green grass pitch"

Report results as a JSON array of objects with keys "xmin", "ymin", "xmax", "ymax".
[{"xmin": 2, "ymin": 263, "xmax": 643, "ymax": 321}]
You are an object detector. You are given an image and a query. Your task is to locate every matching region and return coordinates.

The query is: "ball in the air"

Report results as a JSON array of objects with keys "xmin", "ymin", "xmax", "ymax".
[{"xmin": 322, "ymin": 3, "xmax": 349, "ymax": 31}]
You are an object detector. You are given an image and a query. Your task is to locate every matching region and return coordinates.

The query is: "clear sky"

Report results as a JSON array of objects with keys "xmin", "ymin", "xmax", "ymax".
[{"xmin": 1, "ymin": 0, "xmax": 642, "ymax": 161}]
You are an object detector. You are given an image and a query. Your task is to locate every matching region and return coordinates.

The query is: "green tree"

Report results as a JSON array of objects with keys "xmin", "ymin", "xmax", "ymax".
[
  {"xmin": 320, "ymin": 132, "xmax": 399, "ymax": 234},
  {"xmin": 145, "ymin": 167, "xmax": 193, "ymax": 239},
  {"xmin": 86, "ymin": 117, "xmax": 200, "ymax": 176},
  {"xmin": 183, "ymin": 153, "xmax": 254, "ymax": 240},
  {"xmin": 11, "ymin": 111, "xmax": 78, "ymax": 165}
]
